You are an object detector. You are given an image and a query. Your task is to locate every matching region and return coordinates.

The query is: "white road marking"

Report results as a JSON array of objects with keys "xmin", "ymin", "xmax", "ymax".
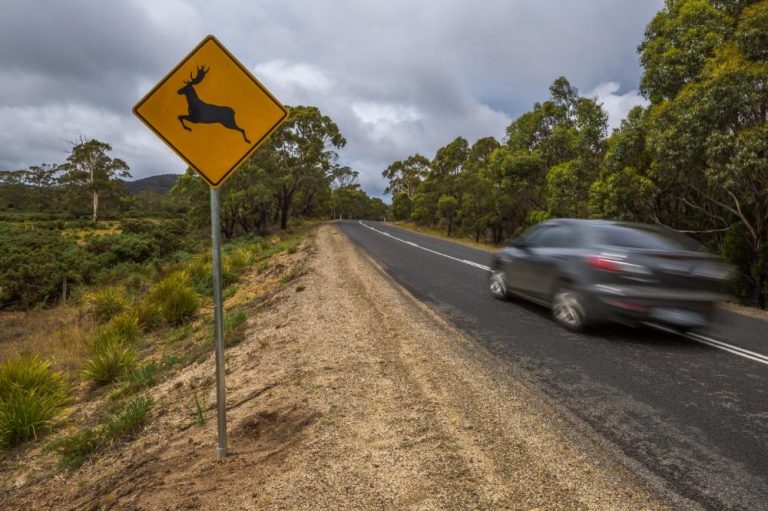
[
  {"xmin": 357, "ymin": 221, "xmax": 768, "ymax": 367},
  {"xmin": 358, "ymin": 220, "xmax": 492, "ymax": 272},
  {"xmin": 685, "ymin": 332, "xmax": 768, "ymax": 366}
]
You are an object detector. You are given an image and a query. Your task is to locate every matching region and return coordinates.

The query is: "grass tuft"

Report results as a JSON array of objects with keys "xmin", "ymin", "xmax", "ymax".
[
  {"xmin": 224, "ymin": 309, "xmax": 247, "ymax": 332},
  {"xmin": 135, "ymin": 300, "xmax": 163, "ymax": 332},
  {"xmin": 82, "ymin": 340, "xmax": 137, "ymax": 385},
  {"xmin": 47, "ymin": 428, "xmax": 101, "ymax": 469},
  {"xmin": 145, "ymin": 272, "xmax": 200, "ymax": 326},
  {"xmin": 102, "ymin": 312, "xmax": 141, "ymax": 345},
  {"xmin": 0, "ymin": 355, "xmax": 68, "ymax": 448},
  {"xmin": 192, "ymin": 392, "xmax": 206, "ymax": 427},
  {"xmin": 85, "ymin": 287, "xmax": 129, "ymax": 322},
  {"xmin": 101, "ymin": 395, "xmax": 152, "ymax": 441}
]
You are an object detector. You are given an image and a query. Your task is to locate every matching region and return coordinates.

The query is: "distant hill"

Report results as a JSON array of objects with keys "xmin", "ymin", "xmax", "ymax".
[{"xmin": 123, "ymin": 174, "xmax": 180, "ymax": 195}]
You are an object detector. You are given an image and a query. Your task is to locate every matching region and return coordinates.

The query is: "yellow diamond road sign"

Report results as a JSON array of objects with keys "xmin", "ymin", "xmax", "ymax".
[{"xmin": 133, "ymin": 35, "xmax": 288, "ymax": 188}]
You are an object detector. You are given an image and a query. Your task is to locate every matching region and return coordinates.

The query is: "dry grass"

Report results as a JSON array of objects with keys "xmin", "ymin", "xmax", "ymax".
[
  {"xmin": 390, "ymin": 221, "xmax": 499, "ymax": 251},
  {"xmin": 0, "ymin": 307, "xmax": 95, "ymax": 374},
  {"xmin": 61, "ymin": 221, "xmax": 122, "ymax": 245}
]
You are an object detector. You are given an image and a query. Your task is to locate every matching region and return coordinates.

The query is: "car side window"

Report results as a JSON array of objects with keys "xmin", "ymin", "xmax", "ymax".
[{"xmin": 528, "ymin": 225, "xmax": 577, "ymax": 248}]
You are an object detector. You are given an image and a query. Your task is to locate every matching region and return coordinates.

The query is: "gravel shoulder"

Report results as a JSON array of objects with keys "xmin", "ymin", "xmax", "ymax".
[{"xmin": 4, "ymin": 224, "xmax": 687, "ymax": 510}]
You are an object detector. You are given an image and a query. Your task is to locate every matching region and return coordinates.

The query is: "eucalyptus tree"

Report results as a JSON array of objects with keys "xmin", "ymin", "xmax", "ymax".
[
  {"xmin": 59, "ymin": 138, "xmax": 130, "ymax": 222},
  {"xmin": 640, "ymin": 0, "xmax": 768, "ymax": 306},
  {"xmin": 261, "ymin": 105, "xmax": 346, "ymax": 229}
]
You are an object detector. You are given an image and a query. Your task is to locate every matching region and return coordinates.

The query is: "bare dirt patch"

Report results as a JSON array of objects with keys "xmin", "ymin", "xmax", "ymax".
[{"xmin": 2, "ymin": 224, "xmax": 687, "ymax": 510}]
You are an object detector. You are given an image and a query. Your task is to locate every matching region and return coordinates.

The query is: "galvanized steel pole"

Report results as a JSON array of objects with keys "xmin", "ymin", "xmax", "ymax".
[{"xmin": 210, "ymin": 187, "xmax": 228, "ymax": 458}]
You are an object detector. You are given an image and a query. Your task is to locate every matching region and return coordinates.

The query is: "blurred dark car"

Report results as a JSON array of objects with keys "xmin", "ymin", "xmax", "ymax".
[{"xmin": 489, "ymin": 219, "xmax": 732, "ymax": 332}]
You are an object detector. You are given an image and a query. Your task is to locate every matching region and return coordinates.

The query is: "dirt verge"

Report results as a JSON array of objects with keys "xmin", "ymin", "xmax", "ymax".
[{"xmin": 2, "ymin": 224, "xmax": 686, "ymax": 510}]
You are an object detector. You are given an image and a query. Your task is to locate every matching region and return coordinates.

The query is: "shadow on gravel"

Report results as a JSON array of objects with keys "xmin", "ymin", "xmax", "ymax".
[{"xmin": 232, "ymin": 406, "xmax": 322, "ymax": 458}]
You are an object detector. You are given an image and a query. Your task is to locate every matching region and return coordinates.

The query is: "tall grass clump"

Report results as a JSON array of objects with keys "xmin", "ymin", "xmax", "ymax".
[
  {"xmin": 145, "ymin": 272, "xmax": 200, "ymax": 326},
  {"xmin": 85, "ymin": 286, "xmax": 129, "ymax": 322},
  {"xmin": 135, "ymin": 300, "xmax": 163, "ymax": 332},
  {"xmin": 0, "ymin": 355, "xmax": 68, "ymax": 448},
  {"xmin": 187, "ymin": 257, "xmax": 238, "ymax": 295},
  {"xmin": 102, "ymin": 312, "xmax": 141, "ymax": 344},
  {"xmin": 82, "ymin": 310, "xmax": 143, "ymax": 385},
  {"xmin": 82, "ymin": 334, "xmax": 137, "ymax": 385},
  {"xmin": 223, "ymin": 246, "xmax": 256, "ymax": 277}
]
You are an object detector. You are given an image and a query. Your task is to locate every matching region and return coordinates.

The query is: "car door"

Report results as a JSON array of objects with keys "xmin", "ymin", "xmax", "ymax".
[
  {"xmin": 500, "ymin": 226, "xmax": 541, "ymax": 295},
  {"xmin": 525, "ymin": 223, "xmax": 577, "ymax": 301}
]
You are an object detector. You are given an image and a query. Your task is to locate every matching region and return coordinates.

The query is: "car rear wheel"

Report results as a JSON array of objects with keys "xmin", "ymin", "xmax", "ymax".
[
  {"xmin": 552, "ymin": 285, "xmax": 587, "ymax": 332},
  {"xmin": 489, "ymin": 271, "xmax": 509, "ymax": 300}
]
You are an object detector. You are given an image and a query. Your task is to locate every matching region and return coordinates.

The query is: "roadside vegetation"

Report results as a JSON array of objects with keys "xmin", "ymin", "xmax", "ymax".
[
  {"xmin": 0, "ymin": 104, "xmax": 363, "ymax": 468},
  {"xmin": 0, "ymin": 221, "xmax": 313, "ymax": 470},
  {"xmin": 381, "ymin": 1, "xmax": 768, "ymax": 309}
]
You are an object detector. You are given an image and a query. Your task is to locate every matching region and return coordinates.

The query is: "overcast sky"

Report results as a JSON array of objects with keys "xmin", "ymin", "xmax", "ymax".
[{"xmin": 0, "ymin": 0, "xmax": 663, "ymax": 198}]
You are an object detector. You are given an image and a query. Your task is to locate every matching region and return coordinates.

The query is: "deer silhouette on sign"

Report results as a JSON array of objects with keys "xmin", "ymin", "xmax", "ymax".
[{"xmin": 177, "ymin": 65, "xmax": 251, "ymax": 143}]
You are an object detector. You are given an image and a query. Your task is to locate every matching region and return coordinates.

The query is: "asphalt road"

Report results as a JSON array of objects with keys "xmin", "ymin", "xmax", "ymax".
[{"xmin": 338, "ymin": 220, "xmax": 768, "ymax": 511}]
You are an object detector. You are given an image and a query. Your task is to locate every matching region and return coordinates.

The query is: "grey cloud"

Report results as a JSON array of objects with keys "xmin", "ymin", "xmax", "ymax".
[{"xmin": 1, "ymin": 0, "xmax": 664, "ymax": 192}]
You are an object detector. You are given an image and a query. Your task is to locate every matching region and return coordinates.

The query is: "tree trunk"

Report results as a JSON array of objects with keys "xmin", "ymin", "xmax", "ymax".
[
  {"xmin": 753, "ymin": 235, "xmax": 766, "ymax": 309},
  {"xmin": 92, "ymin": 190, "xmax": 99, "ymax": 222},
  {"xmin": 280, "ymin": 195, "xmax": 290, "ymax": 230}
]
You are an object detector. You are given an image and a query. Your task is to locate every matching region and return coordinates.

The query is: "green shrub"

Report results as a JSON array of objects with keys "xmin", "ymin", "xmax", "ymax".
[
  {"xmin": 120, "ymin": 219, "xmax": 187, "ymax": 257},
  {"xmin": 92, "ymin": 261, "xmax": 144, "ymax": 287},
  {"xmin": 82, "ymin": 340, "xmax": 137, "ymax": 384},
  {"xmin": 0, "ymin": 224, "xmax": 89, "ymax": 309},
  {"xmin": 86, "ymin": 286, "xmax": 129, "ymax": 322},
  {"xmin": 146, "ymin": 272, "xmax": 200, "ymax": 326},
  {"xmin": 85, "ymin": 233, "xmax": 159, "ymax": 267},
  {"xmin": 0, "ymin": 356, "xmax": 68, "ymax": 448}
]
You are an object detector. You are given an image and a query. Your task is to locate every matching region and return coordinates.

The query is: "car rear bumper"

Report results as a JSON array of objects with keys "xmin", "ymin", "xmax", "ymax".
[{"xmin": 585, "ymin": 284, "xmax": 727, "ymax": 329}]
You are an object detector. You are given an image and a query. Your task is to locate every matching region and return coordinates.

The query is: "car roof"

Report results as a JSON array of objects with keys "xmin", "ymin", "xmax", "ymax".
[{"xmin": 543, "ymin": 218, "xmax": 659, "ymax": 230}]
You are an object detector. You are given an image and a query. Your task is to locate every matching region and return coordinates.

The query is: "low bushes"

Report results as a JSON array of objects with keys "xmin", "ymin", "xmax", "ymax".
[
  {"xmin": 0, "ymin": 224, "xmax": 87, "ymax": 309},
  {"xmin": 0, "ymin": 355, "xmax": 68, "ymax": 448}
]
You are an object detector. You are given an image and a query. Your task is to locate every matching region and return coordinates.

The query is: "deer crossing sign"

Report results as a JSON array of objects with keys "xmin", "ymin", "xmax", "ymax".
[{"xmin": 133, "ymin": 35, "xmax": 288, "ymax": 188}]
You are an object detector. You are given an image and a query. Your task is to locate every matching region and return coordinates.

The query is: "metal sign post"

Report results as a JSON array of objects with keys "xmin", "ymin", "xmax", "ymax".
[
  {"xmin": 133, "ymin": 34, "xmax": 287, "ymax": 459},
  {"xmin": 210, "ymin": 187, "xmax": 228, "ymax": 458}
]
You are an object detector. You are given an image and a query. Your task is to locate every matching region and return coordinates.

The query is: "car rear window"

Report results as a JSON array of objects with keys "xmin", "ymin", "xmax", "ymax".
[{"xmin": 598, "ymin": 225, "xmax": 702, "ymax": 251}]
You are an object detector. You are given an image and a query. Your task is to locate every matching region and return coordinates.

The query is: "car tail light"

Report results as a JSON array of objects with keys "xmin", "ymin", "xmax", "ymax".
[
  {"xmin": 586, "ymin": 254, "xmax": 650, "ymax": 275},
  {"xmin": 586, "ymin": 255, "xmax": 622, "ymax": 271}
]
